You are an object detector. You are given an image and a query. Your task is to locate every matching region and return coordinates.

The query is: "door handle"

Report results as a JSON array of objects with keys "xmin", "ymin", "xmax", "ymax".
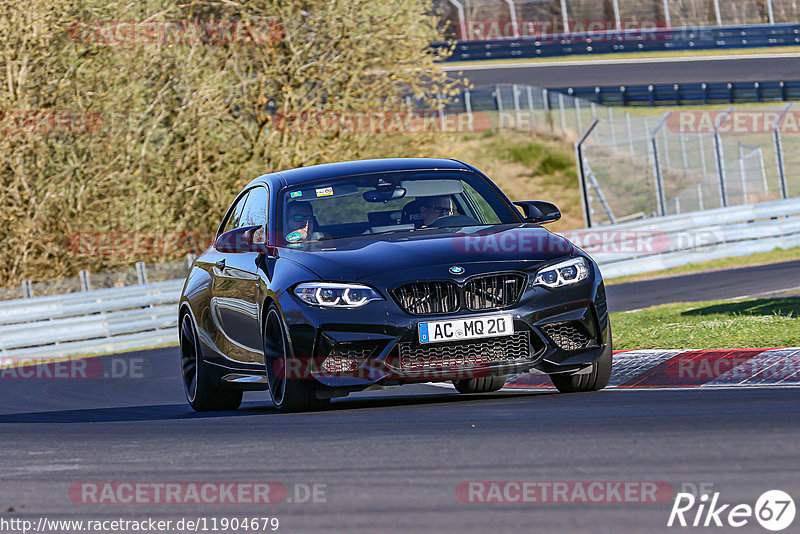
[{"xmin": 215, "ymin": 259, "xmax": 226, "ymax": 270}]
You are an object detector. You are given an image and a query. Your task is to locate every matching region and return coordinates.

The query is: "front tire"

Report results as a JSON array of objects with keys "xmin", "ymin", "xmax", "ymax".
[
  {"xmin": 180, "ymin": 313, "xmax": 243, "ymax": 412},
  {"xmin": 453, "ymin": 375, "xmax": 507, "ymax": 393},
  {"xmin": 263, "ymin": 304, "xmax": 329, "ymax": 413},
  {"xmin": 549, "ymin": 328, "xmax": 613, "ymax": 393}
]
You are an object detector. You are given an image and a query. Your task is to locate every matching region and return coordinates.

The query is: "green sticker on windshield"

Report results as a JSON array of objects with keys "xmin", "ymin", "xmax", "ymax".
[{"xmin": 286, "ymin": 231, "xmax": 303, "ymax": 242}]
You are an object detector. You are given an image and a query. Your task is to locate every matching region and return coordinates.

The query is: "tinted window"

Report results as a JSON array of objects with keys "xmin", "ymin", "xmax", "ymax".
[
  {"xmin": 221, "ymin": 191, "xmax": 250, "ymax": 235},
  {"xmin": 277, "ymin": 170, "xmax": 518, "ymax": 244},
  {"xmin": 239, "ymin": 187, "xmax": 268, "ymax": 228}
]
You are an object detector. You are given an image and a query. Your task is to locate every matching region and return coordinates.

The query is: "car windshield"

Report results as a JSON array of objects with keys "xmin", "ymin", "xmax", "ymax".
[{"xmin": 277, "ymin": 170, "xmax": 519, "ymax": 245}]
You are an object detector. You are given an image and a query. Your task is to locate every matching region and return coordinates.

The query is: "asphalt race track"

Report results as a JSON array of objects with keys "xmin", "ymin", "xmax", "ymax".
[
  {"xmin": 445, "ymin": 54, "xmax": 800, "ymax": 88},
  {"xmin": 1, "ymin": 262, "xmax": 799, "ymax": 533},
  {"xmin": 607, "ymin": 259, "xmax": 800, "ymax": 312}
]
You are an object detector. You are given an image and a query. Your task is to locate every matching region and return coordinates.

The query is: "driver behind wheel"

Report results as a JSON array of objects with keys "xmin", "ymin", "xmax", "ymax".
[
  {"xmin": 419, "ymin": 195, "xmax": 453, "ymax": 227},
  {"xmin": 285, "ymin": 200, "xmax": 326, "ymax": 242}
]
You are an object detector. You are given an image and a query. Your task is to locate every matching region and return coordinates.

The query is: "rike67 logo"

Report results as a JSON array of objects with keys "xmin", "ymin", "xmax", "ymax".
[{"xmin": 668, "ymin": 490, "xmax": 795, "ymax": 531}]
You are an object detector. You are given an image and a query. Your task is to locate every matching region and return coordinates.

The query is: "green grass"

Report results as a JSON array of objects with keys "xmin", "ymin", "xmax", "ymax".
[
  {"xmin": 611, "ymin": 297, "xmax": 800, "ymax": 350},
  {"xmin": 605, "ymin": 247, "xmax": 800, "ymax": 285},
  {"xmin": 443, "ymin": 45, "xmax": 800, "ymax": 69}
]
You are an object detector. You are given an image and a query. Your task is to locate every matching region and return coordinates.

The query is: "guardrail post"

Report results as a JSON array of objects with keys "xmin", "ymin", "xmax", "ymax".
[
  {"xmin": 713, "ymin": 133, "xmax": 729, "ymax": 207},
  {"xmin": 135, "ymin": 261, "xmax": 148, "ymax": 285},
  {"xmin": 22, "ymin": 280, "xmax": 32, "ymax": 299},
  {"xmin": 79, "ymin": 270, "xmax": 91, "ymax": 292},
  {"xmin": 574, "ymin": 118, "xmax": 600, "ymax": 227}
]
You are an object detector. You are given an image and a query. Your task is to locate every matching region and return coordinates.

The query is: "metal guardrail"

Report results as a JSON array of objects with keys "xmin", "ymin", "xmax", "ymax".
[
  {"xmin": 554, "ymin": 81, "xmax": 800, "ymax": 107},
  {"xmin": 0, "ymin": 280, "xmax": 183, "ymax": 361},
  {"xmin": 440, "ymin": 23, "xmax": 800, "ymax": 61},
  {"xmin": 572, "ymin": 197, "xmax": 800, "ymax": 278}
]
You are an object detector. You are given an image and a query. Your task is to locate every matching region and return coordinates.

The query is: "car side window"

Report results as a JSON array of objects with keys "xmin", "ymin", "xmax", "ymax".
[
  {"xmin": 238, "ymin": 187, "xmax": 268, "ymax": 228},
  {"xmin": 221, "ymin": 191, "xmax": 250, "ymax": 235}
]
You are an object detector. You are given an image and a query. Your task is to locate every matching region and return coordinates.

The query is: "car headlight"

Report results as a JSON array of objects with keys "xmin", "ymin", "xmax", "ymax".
[
  {"xmin": 532, "ymin": 257, "xmax": 589, "ymax": 288},
  {"xmin": 294, "ymin": 282, "xmax": 383, "ymax": 308}
]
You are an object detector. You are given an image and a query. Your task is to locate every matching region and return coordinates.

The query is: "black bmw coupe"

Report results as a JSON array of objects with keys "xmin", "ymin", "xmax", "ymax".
[{"xmin": 178, "ymin": 158, "xmax": 611, "ymax": 412}]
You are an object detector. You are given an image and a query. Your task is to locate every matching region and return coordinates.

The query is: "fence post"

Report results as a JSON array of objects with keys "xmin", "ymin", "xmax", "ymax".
[
  {"xmin": 713, "ymin": 0, "xmax": 722, "ymax": 25},
  {"xmin": 697, "ymin": 183, "xmax": 704, "ymax": 211},
  {"xmin": 512, "ymin": 84, "xmax": 522, "ymax": 129},
  {"xmin": 608, "ymin": 107, "xmax": 617, "ymax": 151},
  {"xmin": 626, "ymin": 111, "xmax": 634, "ymax": 154},
  {"xmin": 738, "ymin": 143, "xmax": 748, "ymax": 204},
  {"xmin": 559, "ymin": 0, "xmax": 570, "ymax": 33},
  {"xmin": 495, "ymin": 85, "xmax": 505, "ymax": 129},
  {"xmin": 574, "ymin": 118, "xmax": 600, "ymax": 227},
  {"xmin": 713, "ymin": 133, "xmax": 728, "ymax": 207},
  {"xmin": 79, "ymin": 269, "xmax": 91, "ymax": 292},
  {"xmin": 662, "ymin": 0, "xmax": 671, "ymax": 28},
  {"xmin": 767, "ymin": 0, "xmax": 775, "ymax": 24},
  {"xmin": 464, "ymin": 90, "xmax": 474, "ymax": 131},
  {"xmin": 542, "ymin": 88, "xmax": 552, "ymax": 132},
  {"xmin": 558, "ymin": 92, "xmax": 567, "ymax": 132},
  {"xmin": 446, "ymin": 0, "xmax": 467, "ymax": 40},
  {"xmin": 773, "ymin": 103, "xmax": 791, "ymax": 199},
  {"xmin": 22, "ymin": 279, "xmax": 32, "ymax": 299},
  {"xmin": 651, "ymin": 136, "xmax": 667, "ymax": 217},
  {"xmin": 135, "ymin": 261, "xmax": 148, "ymax": 285},
  {"xmin": 574, "ymin": 95, "xmax": 583, "ymax": 132},
  {"xmin": 758, "ymin": 149, "xmax": 768, "ymax": 195},
  {"xmin": 612, "ymin": 0, "xmax": 622, "ymax": 30},
  {"xmin": 699, "ymin": 134, "xmax": 708, "ymax": 176},
  {"xmin": 505, "ymin": 0, "xmax": 519, "ymax": 38},
  {"xmin": 526, "ymin": 86, "xmax": 535, "ymax": 130},
  {"xmin": 437, "ymin": 93, "xmax": 445, "ymax": 132}
]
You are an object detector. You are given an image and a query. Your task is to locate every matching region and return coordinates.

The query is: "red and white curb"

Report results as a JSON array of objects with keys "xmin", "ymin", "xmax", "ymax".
[{"xmin": 503, "ymin": 348, "xmax": 800, "ymax": 389}]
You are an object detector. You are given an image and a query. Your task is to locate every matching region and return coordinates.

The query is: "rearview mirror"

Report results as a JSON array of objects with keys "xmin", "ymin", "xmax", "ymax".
[
  {"xmin": 363, "ymin": 188, "xmax": 406, "ymax": 203},
  {"xmin": 513, "ymin": 201, "xmax": 561, "ymax": 224},
  {"xmin": 215, "ymin": 225, "xmax": 272, "ymax": 254}
]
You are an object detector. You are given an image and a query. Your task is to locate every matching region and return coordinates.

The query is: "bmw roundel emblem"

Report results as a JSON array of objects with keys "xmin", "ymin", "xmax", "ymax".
[{"xmin": 449, "ymin": 266, "xmax": 465, "ymax": 275}]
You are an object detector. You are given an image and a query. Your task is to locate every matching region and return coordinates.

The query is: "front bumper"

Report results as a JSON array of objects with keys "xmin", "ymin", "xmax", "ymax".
[{"xmin": 279, "ymin": 264, "xmax": 609, "ymax": 391}]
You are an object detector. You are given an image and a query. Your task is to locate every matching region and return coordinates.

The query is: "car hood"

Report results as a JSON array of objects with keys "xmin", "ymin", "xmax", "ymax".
[{"xmin": 277, "ymin": 224, "xmax": 575, "ymax": 283}]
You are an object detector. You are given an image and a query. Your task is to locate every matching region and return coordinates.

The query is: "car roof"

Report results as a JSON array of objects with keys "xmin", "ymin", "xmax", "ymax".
[{"xmin": 250, "ymin": 158, "xmax": 472, "ymax": 188}]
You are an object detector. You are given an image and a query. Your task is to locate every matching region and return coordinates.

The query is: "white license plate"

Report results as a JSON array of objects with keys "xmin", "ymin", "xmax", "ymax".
[{"xmin": 418, "ymin": 314, "xmax": 513, "ymax": 344}]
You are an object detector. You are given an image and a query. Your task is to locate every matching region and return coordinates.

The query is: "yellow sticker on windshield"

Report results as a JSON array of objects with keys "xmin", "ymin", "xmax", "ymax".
[{"xmin": 315, "ymin": 187, "xmax": 333, "ymax": 197}]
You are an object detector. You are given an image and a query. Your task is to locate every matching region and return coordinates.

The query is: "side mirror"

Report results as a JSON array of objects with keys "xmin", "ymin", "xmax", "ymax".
[
  {"xmin": 513, "ymin": 201, "xmax": 561, "ymax": 224},
  {"xmin": 214, "ymin": 225, "xmax": 271, "ymax": 254}
]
